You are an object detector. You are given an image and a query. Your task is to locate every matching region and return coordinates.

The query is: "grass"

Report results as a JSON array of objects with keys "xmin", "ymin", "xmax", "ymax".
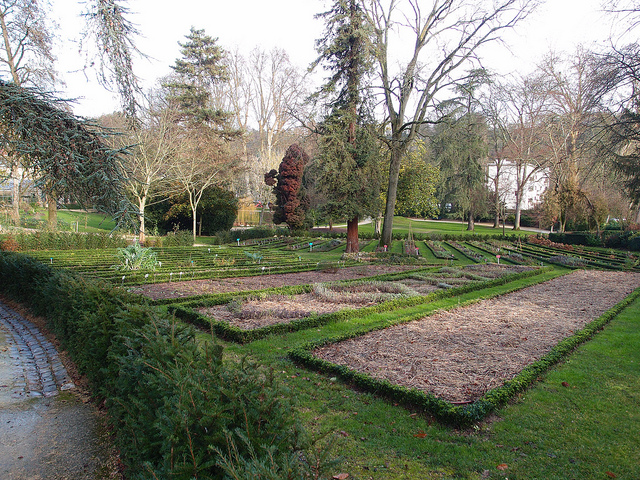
[
  {"xmin": 55, "ymin": 210, "xmax": 117, "ymax": 232},
  {"xmin": 211, "ymin": 273, "xmax": 640, "ymax": 479}
]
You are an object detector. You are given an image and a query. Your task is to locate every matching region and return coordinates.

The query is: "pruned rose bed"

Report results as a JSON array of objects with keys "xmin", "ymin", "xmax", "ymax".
[{"xmin": 312, "ymin": 270, "xmax": 640, "ymax": 404}]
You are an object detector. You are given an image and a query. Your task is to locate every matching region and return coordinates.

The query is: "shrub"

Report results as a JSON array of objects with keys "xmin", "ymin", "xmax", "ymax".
[
  {"xmin": 0, "ymin": 231, "xmax": 127, "ymax": 251},
  {"xmin": 163, "ymin": 230, "xmax": 193, "ymax": 246},
  {"xmin": 0, "ymin": 252, "xmax": 326, "ymax": 477},
  {"xmin": 113, "ymin": 242, "xmax": 159, "ymax": 270},
  {"xmin": 549, "ymin": 232, "xmax": 602, "ymax": 247}
]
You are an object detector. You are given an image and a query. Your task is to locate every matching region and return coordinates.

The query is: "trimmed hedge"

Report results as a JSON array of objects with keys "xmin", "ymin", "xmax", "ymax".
[
  {"xmin": 289, "ymin": 275, "xmax": 640, "ymax": 427},
  {"xmin": 0, "ymin": 231, "xmax": 127, "ymax": 251},
  {"xmin": 0, "ymin": 252, "xmax": 322, "ymax": 478},
  {"xmin": 171, "ymin": 267, "xmax": 552, "ymax": 343}
]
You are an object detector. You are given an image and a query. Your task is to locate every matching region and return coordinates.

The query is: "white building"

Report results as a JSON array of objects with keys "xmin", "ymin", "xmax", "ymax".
[{"xmin": 487, "ymin": 160, "xmax": 549, "ymax": 210}]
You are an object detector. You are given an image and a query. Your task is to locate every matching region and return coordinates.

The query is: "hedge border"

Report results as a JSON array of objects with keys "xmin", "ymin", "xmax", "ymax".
[
  {"xmin": 288, "ymin": 279, "xmax": 640, "ymax": 427},
  {"xmin": 170, "ymin": 267, "xmax": 552, "ymax": 343}
]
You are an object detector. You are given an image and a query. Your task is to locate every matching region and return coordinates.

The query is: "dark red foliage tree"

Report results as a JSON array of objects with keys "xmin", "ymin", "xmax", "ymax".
[{"xmin": 264, "ymin": 144, "xmax": 309, "ymax": 231}]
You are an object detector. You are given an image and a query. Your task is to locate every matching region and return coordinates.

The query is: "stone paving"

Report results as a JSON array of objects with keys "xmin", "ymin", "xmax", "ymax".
[
  {"xmin": 0, "ymin": 302, "xmax": 114, "ymax": 479},
  {"xmin": 0, "ymin": 303, "xmax": 75, "ymax": 399}
]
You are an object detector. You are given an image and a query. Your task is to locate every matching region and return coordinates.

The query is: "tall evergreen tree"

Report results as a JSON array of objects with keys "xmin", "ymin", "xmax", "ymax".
[
  {"xmin": 163, "ymin": 28, "xmax": 241, "ymax": 242},
  {"xmin": 311, "ymin": 0, "xmax": 381, "ymax": 253},
  {"xmin": 265, "ymin": 144, "xmax": 310, "ymax": 231},
  {"xmin": 434, "ymin": 72, "xmax": 490, "ymax": 230}
]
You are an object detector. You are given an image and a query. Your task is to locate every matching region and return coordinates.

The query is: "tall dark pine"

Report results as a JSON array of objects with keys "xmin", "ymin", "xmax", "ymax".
[{"xmin": 312, "ymin": 0, "xmax": 379, "ymax": 253}]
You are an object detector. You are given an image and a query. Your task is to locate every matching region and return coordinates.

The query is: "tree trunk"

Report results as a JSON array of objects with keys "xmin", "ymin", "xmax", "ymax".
[
  {"xmin": 513, "ymin": 190, "xmax": 522, "ymax": 230},
  {"xmin": 635, "ymin": 206, "xmax": 640, "ymax": 224},
  {"xmin": 375, "ymin": 213, "xmax": 382, "ymax": 236},
  {"xmin": 467, "ymin": 208, "xmax": 475, "ymax": 231},
  {"xmin": 345, "ymin": 216, "xmax": 359, "ymax": 253},
  {"xmin": 138, "ymin": 195, "xmax": 147, "ymax": 244},
  {"xmin": 192, "ymin": 206, "xmax": 197, "ymax": 244},
  {"xmin": 47, "ymin": 191, "xmax": 57, "ymax": 230},
  {"xmin": 381, "ymin": 146, "xmax": 403, "ymax": 246},
  {"xmin": 10, "ymin": 164, "xmax": 20, "ymax": 225}
]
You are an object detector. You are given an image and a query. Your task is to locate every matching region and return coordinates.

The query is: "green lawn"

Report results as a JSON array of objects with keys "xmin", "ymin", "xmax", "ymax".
[
  {"xmin": 214, "ymin": 275, "xmax": 640, "ymax": 479},
  {"xmin": 56, "ymin": 210, "xmax": 117, "ymax": 232}
]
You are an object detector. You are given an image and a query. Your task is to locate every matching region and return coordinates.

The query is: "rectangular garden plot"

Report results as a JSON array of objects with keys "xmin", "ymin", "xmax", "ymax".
[
  {"xmin": 183, "ymin": 265, "xmax": 534, "ymax": 329},
  {"xmin": 305, "ymin": 270, "xmax": 640, "ymax": 423},
  {"xmin": 171, "ymin": 265, "xmax": 541, "ymax": 343}
]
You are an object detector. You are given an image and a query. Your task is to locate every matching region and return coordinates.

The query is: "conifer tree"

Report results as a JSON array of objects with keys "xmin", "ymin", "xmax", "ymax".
[
  {"xmin": 163, "ymin": 28, "xmax": 240, "ymax": 242},
  {"xmin": 265, "ymin": 144, "xmax": 309, "ymax": 231},
  {"xmin": 311, "ymin": 0, "xmax": 381, "ymax": 253}
]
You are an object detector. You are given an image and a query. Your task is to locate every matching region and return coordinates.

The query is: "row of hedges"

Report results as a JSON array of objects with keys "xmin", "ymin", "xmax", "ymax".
[
  {"xmin": 0, "ymin": 252, "xmax": 329, "ymax": 479},
  {"xmin": 0, "ymin": 232, "xmax": 128, "ymax": 251},
  {"xmin": 549, "ymin": 231, "xmax": 640, "ymax": 251},
  {"xmin": 171, "ymin": 267, "xmax": 551, "ymax": 343},
  {"xmin": 289, "ymin": 274, "xmax": 640, "ymax": 427}
]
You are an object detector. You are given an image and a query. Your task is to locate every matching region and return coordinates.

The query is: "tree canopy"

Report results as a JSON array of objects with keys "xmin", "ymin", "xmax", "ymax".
[{"xmin": 0, "ymin": 79, "xmax": 130, "ymax": 220}]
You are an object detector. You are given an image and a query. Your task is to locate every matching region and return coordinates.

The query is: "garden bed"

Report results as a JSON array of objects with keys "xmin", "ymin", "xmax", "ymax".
[
  {"xmin": 312, "ymin": 270, "xmax": 640, "ymax": 404},
  {"xmin": 135, "ymin": 264, "xmax": 420, "ymax": 300},
  {"xmin": 191, "ymin": 265, "xmax": 535, "ymax": 330}
]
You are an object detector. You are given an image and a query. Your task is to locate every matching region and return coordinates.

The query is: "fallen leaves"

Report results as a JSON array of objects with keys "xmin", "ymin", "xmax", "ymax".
[
  {"xmin": 496, "ymin": 463, "xmax": 508, "ymax": 471},
  {"xmin": 561, "ymin": 381, "xmax": 570, "ymax": 387},
  {"xmin": 413, "ymin": 431, "xmax": 427, "ymax": 438},
  {"xmin": 333, "ymin": 474, "xmax": 349, "ymax": 480},
  {"xmin": 606, "ymin": 472, "xmax": 617, "ymax": 478}
]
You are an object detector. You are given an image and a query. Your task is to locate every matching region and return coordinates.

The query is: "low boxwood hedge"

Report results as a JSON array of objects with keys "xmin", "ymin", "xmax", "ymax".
[{"xmin": 289, "ymin": 276, "xmax": 640, "ymax": 427}]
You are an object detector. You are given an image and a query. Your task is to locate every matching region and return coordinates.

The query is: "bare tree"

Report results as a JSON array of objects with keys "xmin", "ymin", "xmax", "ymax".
[
  {"xmin": 359, "ymin": 0, "xmax": 539, "ymax": 245},
  {"xmin": 495, "ymin": 72, "xmax": 551, "ymax": 230},
  {"xmin": 538, "ymin": 49, "xmax": 604, "ymax": 231},
  {"xmin": 100, "ymin": 93, "xmax": 182, "ymax": 243}
]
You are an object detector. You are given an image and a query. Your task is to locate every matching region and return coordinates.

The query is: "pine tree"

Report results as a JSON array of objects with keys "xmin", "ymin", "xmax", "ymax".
[{"xmin": 312, "ymin": 0, "xmax": 381, "ymax": 253}]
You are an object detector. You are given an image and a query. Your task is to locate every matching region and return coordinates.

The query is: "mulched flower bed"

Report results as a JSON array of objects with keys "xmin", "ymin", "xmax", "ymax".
[
  {"xmin": 193, "ymin": 265, "xmax": 536, "ymax": 330},
  {"xmin": 135, "ymin": 265, "xmax": 419, "ymax": 300},
  {"xmin": 313, "ymin": 270, "xmax": 640, "ymax": 403}
]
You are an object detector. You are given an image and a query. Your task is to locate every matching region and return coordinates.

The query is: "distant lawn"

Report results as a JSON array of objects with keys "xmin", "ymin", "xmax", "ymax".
[
  {"xmin": 358, "ymin": 216, "xmax": 531, "ymax": 237},
  {"xmin": 56, "ymin": 210, "xmax": 117, "ymax": 232}
]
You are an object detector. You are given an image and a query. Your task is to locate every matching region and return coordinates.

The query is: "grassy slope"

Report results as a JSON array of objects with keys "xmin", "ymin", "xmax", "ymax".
[{"xmin": 214, "ymin": 273, "xmax": 639, "ymax": 480}]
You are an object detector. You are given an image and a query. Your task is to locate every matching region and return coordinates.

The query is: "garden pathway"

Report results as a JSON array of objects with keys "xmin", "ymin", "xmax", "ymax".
[{"xmin": 0, "ymin": 302, "xmax": 115, "ymax": 479}]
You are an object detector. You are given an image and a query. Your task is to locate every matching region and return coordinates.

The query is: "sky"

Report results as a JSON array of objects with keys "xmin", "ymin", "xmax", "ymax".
[{"xmin": 49, "ymin": 0, "xmax": 621, "ymax": 118}]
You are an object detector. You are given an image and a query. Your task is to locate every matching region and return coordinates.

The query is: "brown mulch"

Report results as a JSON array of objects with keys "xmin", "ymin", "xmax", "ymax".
[
  {"xmin": 313, "ymin": 270, "xmax": 640, "ymax": 403},
  {"xmin": 193, "ymin": 265, "xmax": 536, "ymax": 330},
  {"xmin": 197, "ymin": 293, "xmax": 372, "ymax": 330},
  {"xmin": 135, "ymin": 264, "xmax": 420, "ymax": 300}
]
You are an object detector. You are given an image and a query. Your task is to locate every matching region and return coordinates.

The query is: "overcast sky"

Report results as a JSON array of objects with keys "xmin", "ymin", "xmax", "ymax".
[{"xmin": 50, "ymin": 0, "xmax": 620, "ymax": 118}]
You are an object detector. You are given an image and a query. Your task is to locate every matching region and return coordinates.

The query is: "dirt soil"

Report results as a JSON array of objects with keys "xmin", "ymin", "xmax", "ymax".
[
  {"xmin": 313, "ymin": 270, "xmax": 640, "ymax": 403},
  {"xmin": 136, "ymin": 264, "xmax": 421, "ymax": 300}
]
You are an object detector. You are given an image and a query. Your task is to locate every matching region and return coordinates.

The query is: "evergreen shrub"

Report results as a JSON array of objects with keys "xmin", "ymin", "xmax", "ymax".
[
  {"xmin": 0, "ymin": 231, "xmax": 127, "ymax": 251},
  {"xmin": 0, "ymin": 251, "xmax": 323, "ymax": 478}
]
